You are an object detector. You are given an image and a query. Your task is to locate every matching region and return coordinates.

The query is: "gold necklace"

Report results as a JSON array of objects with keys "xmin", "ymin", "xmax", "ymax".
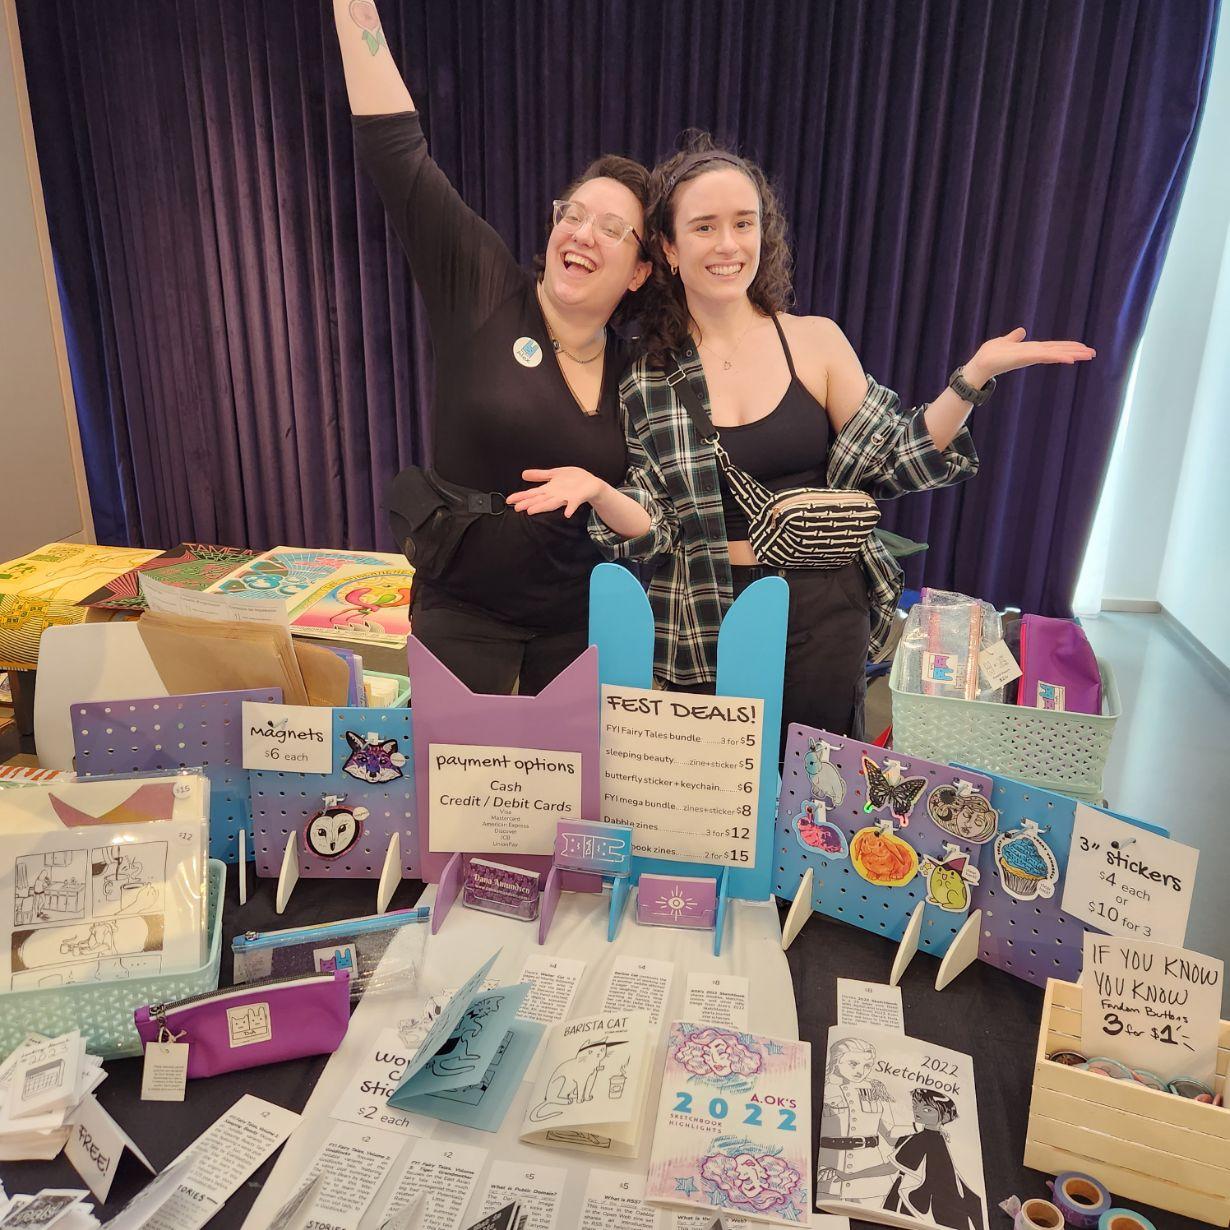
[
  {"xmin": 699, "ymin": 318, "xmax": 760, "ymax": 370},
  {"xmin": 537, "ymin": 286, "xmax": 607, "ymax": 363}
]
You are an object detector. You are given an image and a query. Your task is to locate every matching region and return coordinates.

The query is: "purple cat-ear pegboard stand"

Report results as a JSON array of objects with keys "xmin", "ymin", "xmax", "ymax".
[
  {"xmin": 773, "ymin": 725, "xmax": 993, "ymax": 957},
  {"xmin": 249, "ymin": 707, "xmax": 418, "ymax": 879},
  {"xmin": 72, "ymin": 689, "xmax": 280, "ymax": 863},
  {"xmin": 961, "ymin": 768, "xmax": 1169, "ymax": 988}
]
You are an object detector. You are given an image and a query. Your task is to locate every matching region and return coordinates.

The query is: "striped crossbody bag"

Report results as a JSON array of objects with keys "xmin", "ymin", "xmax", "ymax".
[{"xmin": 668, "ymin": 358, "xmax": 880, "ymax": 569}]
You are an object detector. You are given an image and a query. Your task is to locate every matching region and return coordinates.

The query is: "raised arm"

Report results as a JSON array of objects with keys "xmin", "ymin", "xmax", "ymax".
[{"xmin": 332, "ymin": 0, "xmax": 414, "ymax": 115}]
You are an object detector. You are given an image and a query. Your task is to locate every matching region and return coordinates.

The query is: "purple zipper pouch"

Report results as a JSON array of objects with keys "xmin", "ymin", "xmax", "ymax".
[
  {"xmin": 134, "ymin": 970, "xmax": 350, "ymax": 1078},
  {"xmin": 1017, "ymin": 614, "xmax": 1102, "ymax": 715}
]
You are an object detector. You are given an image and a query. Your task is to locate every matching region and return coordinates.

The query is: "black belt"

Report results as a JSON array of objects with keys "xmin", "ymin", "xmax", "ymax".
[{"xmin": 820, "ymin": 1135, "xmax": 879, "ymax": 1149}]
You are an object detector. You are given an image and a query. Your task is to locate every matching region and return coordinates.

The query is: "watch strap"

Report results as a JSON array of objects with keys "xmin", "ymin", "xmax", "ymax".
[{"xmin": 949, "ymin": 365, "xmax": 996, "ymax": 406}]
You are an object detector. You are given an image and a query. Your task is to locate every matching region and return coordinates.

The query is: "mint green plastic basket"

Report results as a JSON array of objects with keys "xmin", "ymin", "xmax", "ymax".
[
  {"xmin": 0, "ymin": 859, "xmax": 225, "ymax": 1061},
  {"xmin": 888, "ymin": 655, "xmax": 1120, "ymax": 803},
  {"xmin": 362, "ymin": 669, "xmax": 411, "ymax": 707}
]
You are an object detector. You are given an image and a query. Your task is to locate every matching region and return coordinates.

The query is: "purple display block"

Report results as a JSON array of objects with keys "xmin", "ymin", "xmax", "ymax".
[
  {"xmin": 636, "ymin": 873, "xmax": 718, "ymax": 930},
  {"xmin": 407, "ymin": 636, "xmax": 601, "ymax": 884}
]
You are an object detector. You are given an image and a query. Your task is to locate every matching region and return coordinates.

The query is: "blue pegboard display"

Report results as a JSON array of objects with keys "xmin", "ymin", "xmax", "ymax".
[
  {"xmin": 249, "ymin": 706, "xmax": 418, "ymax": 880},
  {"xmin": 774, "ymin": 725, "xmax": 994, "ymax": 956},
  {"xmin": 73, "ymin": 689, "xmax": 280, "ymax": 863}
]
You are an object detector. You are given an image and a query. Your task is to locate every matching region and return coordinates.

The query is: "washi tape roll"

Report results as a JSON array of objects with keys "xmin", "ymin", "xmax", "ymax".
[
  {"xmin": 1016, "ymin": 1198, "xmax": 1066, "ymax": 1230},
  {"xmin": 1050, "ymin": 1173, "xmax": 1112, "ymax": 1229},
  {"xmin": 1098, "ymin": 1210, "xmax": 1157, "ymax": 1230},
  {"xmin": 1082, "ymin": 1057, "xmax": 1133, "ymax": 1080}
]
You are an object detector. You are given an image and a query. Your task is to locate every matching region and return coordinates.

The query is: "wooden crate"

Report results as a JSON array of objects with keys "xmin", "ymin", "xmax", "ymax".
[{"xmin": 1026, "ymin": 979, "xmax": 1230, "ymax": 1225}]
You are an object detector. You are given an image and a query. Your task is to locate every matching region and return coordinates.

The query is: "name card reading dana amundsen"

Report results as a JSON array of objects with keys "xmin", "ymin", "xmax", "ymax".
[
  {"xmin": 428, "ymin": 743, "xmax": 583, "ymax": 856},
  {"xmin": 600, "ymin": 684, "xmax": 763, "ymax": 867}
]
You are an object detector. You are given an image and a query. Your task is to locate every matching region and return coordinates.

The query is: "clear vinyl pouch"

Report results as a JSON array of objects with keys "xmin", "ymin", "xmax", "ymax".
[
  {"xmin": 0, "ymin": 768, "xmax": 211, "ymax": 987},
  {"xmin": 897, "ymin": 587, "xmax": 1005, "ymax": 702},
  {"xmin": 231, "ymin": 906, "xmax": 427, "ymax": 1001}
]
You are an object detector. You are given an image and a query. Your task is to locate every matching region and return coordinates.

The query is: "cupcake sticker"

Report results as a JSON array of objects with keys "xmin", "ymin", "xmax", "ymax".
[{"xmin": 993, "ymin": 819, "xmax": 1058, "ymax": 901}]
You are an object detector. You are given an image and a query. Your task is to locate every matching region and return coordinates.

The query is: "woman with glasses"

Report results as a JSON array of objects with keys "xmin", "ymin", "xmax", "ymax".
[
  {"xmin": 511, "ymin": 134, "xmax": 1093, "ymax": 738},
  {"xmin": 333, "ymin": 1, "xmax": 651, "ymax": 693}
]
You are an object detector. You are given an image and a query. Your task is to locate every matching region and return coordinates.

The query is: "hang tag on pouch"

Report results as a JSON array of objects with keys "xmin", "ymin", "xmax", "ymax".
[{"xmin": 141, "ymin": 1039, "xmax": 189, "ymax": 1102}]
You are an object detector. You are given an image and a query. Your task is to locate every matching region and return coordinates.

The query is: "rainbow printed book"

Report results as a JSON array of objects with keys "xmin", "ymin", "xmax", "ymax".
[{"xmin": 287, "ymin": 565, "xmax": 413, "ymax": 646}]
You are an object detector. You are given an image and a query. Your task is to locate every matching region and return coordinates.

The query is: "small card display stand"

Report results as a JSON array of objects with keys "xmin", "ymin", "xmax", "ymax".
[
  {"xmin": 73, "ymin": 689, "xmax": 280, "ymax": 863},
  {"xmin": 1027, "ymin": 978, "xmax": 1230, "ymax": 1225},
  {"xmin": 249, "ymin": 706, "xmax": 418, "ymax": 913},
  {"xmin": 589, "ymin": 563, "xmax": 787, "ymax": 956}
]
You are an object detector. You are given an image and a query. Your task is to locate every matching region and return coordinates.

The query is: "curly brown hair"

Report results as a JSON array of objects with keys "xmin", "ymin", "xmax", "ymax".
[
  {"xmin": 639, "ymin": 130, "xmax": 794, "ymax": 368},
  {"xmin": 533, "ymin": 154, "xmax": 652, "ymax": 329}
]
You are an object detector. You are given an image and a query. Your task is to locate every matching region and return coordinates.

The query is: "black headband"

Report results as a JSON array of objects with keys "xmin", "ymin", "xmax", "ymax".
[{"xmin": 662, "ymin": 152, "xmax": 749, "ymax": 201}]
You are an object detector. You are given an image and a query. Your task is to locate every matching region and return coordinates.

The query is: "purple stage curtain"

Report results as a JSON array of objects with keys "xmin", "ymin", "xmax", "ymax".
[{"xmin": 16, "ymin": 1, "xmax": 1219, "ymax": 614}]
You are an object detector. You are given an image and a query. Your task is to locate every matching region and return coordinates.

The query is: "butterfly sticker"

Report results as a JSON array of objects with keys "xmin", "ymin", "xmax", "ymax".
[
  {"xmin": 342, "ymin": 731, "xmax": 407, "ymax": 784},
  {"xmin": 859, "ymin": 754, "xmax": 927, "ymax": 826},
  {"xmin": 920, "ymin": 843, "xmax": 981, "ymax": 913},
  {"xmin": 805, "ymin": 738, "xmax": 846, "ymax": 808},
  {"xmin": 791, "ymin": 801, "xmax": 848, "ymax": 859}
]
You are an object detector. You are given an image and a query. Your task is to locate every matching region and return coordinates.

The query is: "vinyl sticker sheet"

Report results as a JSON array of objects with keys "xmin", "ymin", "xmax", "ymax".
[{"xmin": 774, "ymin": 727, "xmax": 993, "ymax": 956}]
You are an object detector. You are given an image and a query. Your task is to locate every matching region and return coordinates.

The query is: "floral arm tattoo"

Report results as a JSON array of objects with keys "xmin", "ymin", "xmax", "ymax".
[{"xmin": 349, "ymin": 0, "xmax": 387, "ymax": 56}]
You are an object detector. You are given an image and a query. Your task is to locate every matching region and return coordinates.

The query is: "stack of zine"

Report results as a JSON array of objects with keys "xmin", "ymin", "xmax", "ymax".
[{"xmin": 816, "ymin": 1025, "xmax": 988, "ymax": 1230}]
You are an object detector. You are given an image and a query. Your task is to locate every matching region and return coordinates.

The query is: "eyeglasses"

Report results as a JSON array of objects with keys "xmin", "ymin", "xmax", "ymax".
[{"xmin": 552, "ymin": 199, "xmax": 648, "ymax": 257}]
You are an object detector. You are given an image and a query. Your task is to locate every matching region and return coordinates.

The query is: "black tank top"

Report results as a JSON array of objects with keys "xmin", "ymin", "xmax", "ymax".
[{"xmin": 717, "ymin": 316, "xmax": 830, "ymax": 541}]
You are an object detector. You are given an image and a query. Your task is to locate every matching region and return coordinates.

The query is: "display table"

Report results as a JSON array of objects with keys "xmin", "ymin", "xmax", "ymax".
[{"xmin": 0, "ymin": 874, "xmax": 1196, "ymax": 1230}]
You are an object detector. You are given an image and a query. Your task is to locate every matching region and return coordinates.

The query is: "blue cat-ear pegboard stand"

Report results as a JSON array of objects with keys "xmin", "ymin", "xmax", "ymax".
[{"xmin": 588, "ymin": 563, "xmax": 787, "ymax": 956}]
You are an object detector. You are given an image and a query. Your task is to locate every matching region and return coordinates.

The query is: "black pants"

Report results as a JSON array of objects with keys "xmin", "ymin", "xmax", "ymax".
[
  {"xmin": 409, "ymin": 584, "xmax": 586, "ymax": 696},
  {"xmin": 670, "ymin": 561, "xmax": 871, "ymax": 742}
]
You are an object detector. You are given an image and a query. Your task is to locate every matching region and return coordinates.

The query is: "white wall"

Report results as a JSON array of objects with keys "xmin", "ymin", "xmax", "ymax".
[
  {"xmin": 0, "ymin": 0, "xmax": 92, "ymax": 560},
  {"xmin": 1097, "ymin": 24, "xmax": 1230, "ymax": 611},
  {"xmin": 1158, "ymin": 214, "xmax": 1230, "ymax": 667}
]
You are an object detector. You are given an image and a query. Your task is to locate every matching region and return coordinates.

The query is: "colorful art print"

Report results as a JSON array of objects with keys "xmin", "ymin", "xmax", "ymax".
[
  {"xmin": 926, "ymin": 783, "xmax": 999, "ymax": 845},
  {"xmin": 648, "ymin": 1022, "xmax": 811, "ymax": 1226},
  {"xmin": 553, "ymin": 819, "xmax": 633, "ymax": 876},
  {"xmin": 992, "ymin": 821, "xmax": 1058, "ymax": 902},
  {"xmin": 209, "ymin": 548, "xmax": 396, "ymax": 601},
  {"xmin": 790, "ymin": 801, "xmax": 848, "ymax": 859},
  {"xmin": 818, "ymin": 1026, "xmax": 987, "ymax": 1230},
  {"xmin": 637, "ymin": 874, "xmax": 717, "ymax": 929},
  {"xmin": 290, "ymin": 568, "xmax": 414, "ymax": 639},
  {"xmin": 341, "ymin": 731, "xmax": 406, "ymax": 783},
  {"xmin": 850, "ymin": 823, "xmax": 919, "ymax": 888},
  {"xmin": 77, "ymin": 543, "xmax": 256, "ymax": 612},
  {"xmin": 805, "ymin": 738, "xmax": 846, "ymax": 808}
]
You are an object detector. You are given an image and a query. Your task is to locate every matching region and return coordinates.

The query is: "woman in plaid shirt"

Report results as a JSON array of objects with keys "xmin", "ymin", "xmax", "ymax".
[{"xmin": 510, "ymin": 135, "xmax": 1093, "ymax": 738}]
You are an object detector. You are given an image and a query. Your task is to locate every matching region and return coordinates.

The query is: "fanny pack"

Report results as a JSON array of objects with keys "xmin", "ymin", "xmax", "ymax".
[
  {"xmin": 668, "ymin": 358, "xmax": 879, "ymax": 569},
  {"xmin": 134, "ymin": 970, "xmax": 350, "ymax": 1078},
  {"xmin": 384, "ymin": 465, "xmax": 505, "ymax": 580}
]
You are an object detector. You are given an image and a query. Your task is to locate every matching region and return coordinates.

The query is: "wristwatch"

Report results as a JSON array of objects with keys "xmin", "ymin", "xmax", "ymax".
[{"xmin": 948, "ymin": 366, "xmax": 996, "ymax": 405}]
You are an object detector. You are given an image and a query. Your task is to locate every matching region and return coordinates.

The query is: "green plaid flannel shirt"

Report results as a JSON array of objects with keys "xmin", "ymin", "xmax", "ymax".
[{"xmin": 588, "ymin": 345, "xmax": 980, "ymax": 685}]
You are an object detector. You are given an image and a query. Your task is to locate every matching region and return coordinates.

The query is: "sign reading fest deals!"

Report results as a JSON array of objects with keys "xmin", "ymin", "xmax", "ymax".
[
  {"xmin": 241, "ymin": 702, "xmax": 333, "ymax": 774},
  {"xmin": 1061, "ymin": 804, "xmax": 1198, "ymax": 947},
  {"xmin": 600, "ymin": 684, "xmax": 763, "ymax": 867},
  {"xmin": 428, "ymin": 743, "xmax": 583, "ymax": 855},
  {"xmin": 1080, "ymin": 934, "xmax": 1223, "ymax": 1086}
]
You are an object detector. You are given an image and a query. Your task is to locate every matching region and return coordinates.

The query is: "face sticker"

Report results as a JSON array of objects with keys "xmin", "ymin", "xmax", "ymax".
[
  {"xmin": 342, "ymin": 730, "xmax": 406, "ymax": 783},
  {"xmin": 920, "ymin": 843, "xmax": 981, "ymax": 913},
  {"xmin": 303, "ymin": 797, "xmax": 368, "ymax": 859},
  {"xmin": 791, "ymin": 800, "xmax": 848, "ymax": 859},
  {"xmin": 512, "ymin": 336, "xmax": 543, "ymax": 367},
  {"xmin": 805, "ymin": 738, "xmax": 846, "ymax": 808},
  {"xmin": 993, "ymin": 819, "xmax": 1059, "ymax": 901},
  {"xmin": 860, "ymin": 754, "xmax": 927, "ymax": 827},
  {"xmin": 927, "ymin": 779, "xmax": 1000, "ymax": 844},
  {"xmin": 850, "ymin": 820, "xmax": 919, "ymax": 887}
]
